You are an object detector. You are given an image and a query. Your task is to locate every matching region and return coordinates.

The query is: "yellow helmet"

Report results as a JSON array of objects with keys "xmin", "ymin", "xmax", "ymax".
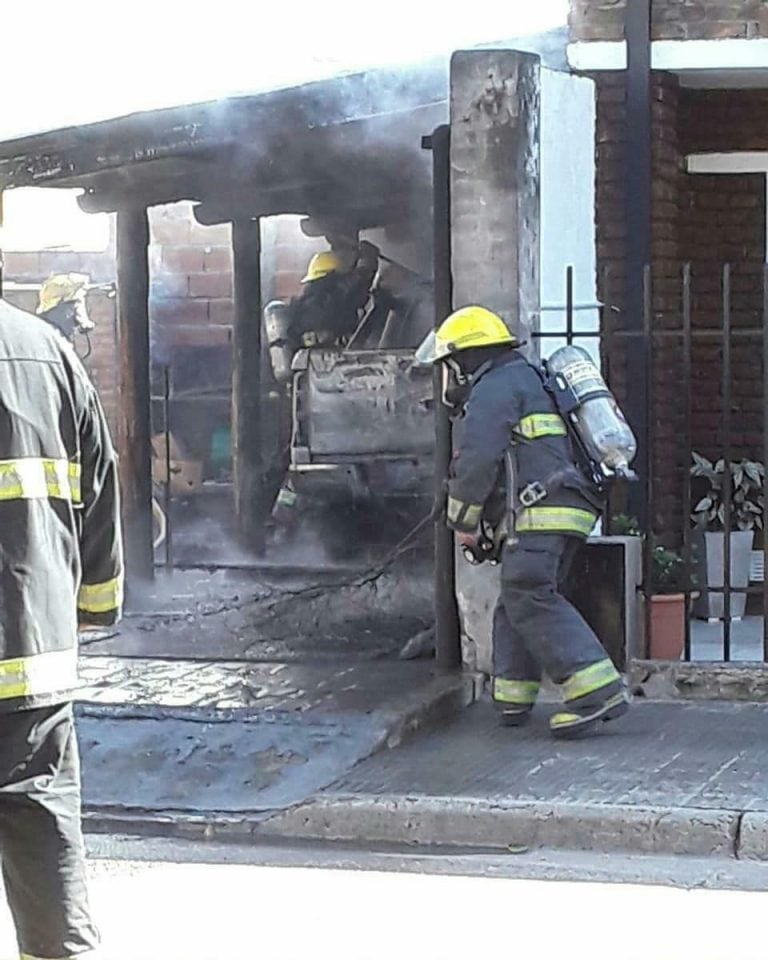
[
  {"xmin": 415, "ymin": 305, "xmax": 516, "ymax": 364},
  {"xmin": 301, "ymin": 251, "xmax": 344, "ymax": 284},
  {"xmin": 37, "ymin": 273, "xmax": 89, "ymax": 315}
]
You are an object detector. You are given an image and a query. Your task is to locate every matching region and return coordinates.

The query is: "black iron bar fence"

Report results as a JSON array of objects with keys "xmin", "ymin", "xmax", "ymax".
[{"xmin": 536, "ymin": 263, "xmax": 768, "ymax": 665}]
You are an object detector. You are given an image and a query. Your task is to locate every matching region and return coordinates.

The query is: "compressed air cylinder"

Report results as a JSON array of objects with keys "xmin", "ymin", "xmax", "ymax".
[
  {"xmin": 546, "ymin": 345, "xmax": 637, "ymax": 478},
  {"xmin": 264, "ymin": 300, "xmax": 294, "ymax": 383}
]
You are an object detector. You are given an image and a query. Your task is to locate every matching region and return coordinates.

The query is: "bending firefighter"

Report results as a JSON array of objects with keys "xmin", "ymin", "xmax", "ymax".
[
  {"xmin": 0, "ymin": 296, "xmax": 123, "ymax": 958},
  {"xmin": 417, "ymin": 306, "xmax": 630, "ymax": 739}
]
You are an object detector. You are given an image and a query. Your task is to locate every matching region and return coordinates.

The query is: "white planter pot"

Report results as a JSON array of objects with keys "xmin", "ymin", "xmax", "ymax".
[{"xmin": 692, "ymin": 530, "xmax": 754, "ymax": 621}]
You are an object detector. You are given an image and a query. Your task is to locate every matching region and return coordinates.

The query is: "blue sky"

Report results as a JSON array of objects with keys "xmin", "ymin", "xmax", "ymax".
[{"xmin": 2, "ymin": 0, "xmax": 568, "ymax": 140}]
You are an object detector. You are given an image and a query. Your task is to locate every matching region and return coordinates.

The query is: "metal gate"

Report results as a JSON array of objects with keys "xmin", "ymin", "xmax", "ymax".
[{"xmin": 538, "ymin": 264, "xmax": 768, "ymax": 664}]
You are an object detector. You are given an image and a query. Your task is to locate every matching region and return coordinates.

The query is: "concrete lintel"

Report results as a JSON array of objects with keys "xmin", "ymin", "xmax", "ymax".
[
  {"xmin": 567, "ymin": 39, "xmax": 768, "ymax": 75},
  {"xmin": 687, "ymin": 152, "xmax": 768, "ymax": 174}
]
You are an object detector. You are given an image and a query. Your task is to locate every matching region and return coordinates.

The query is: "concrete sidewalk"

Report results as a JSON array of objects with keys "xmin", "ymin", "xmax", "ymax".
[
  {"xmin": 78, "ymin": 649, "xmax": 768, "ymax": 862},
  {"xmin": 137, "ymin": 697, "xmax": 768, "ymax": 862}
]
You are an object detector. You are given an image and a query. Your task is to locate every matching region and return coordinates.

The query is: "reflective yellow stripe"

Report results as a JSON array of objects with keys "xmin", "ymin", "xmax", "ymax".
[
  {"xmin": 446, "ymin": 496, "xmax": 483, "ymax": 528},
  {"xmin": 563, "ymin": 658, "xmax": 620, "ymax": 702},
  {"xmin": 78, "ymin": 576, "xmax": 123, "ymax": 615},
  {"xmin": 549, "ymin": 712, "xmax": 583, "ymax": 728},
  {"xmin": 517, "ymin": 506, "xmax": 596, "ymax": 536},
  {"xmin": 516, "ymin": 413, "xmax": 568, "ymax": 440},
  {"xmin": 0, "ymin": 458, "xmax": 81, "ymax": 504},
  {"xmin": 0, "ymin": 649, "xmax": 77, "ymax": 701},
  {"xmin": 493, "ymin": 678, "xmax": 540, "ymax": 705}
]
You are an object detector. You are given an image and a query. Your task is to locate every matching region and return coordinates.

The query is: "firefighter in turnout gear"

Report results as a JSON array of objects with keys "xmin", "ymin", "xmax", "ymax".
[
  {"xmin": 267, "ymin": 241, "xmax": 392, "ymax": 531},
  {"xmin": 0, "ymin": 296, "xmax": 123, "ymax": 957},
  {"xmin": 416, "ymin": 306, "xmax": 629, "ymax": 738},
  {"xmin": 285, "ymin": 242, "xmax": 385, "ymax": 350}
]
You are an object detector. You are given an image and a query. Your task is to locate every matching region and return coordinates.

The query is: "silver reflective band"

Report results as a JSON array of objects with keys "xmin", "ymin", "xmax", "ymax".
[
  {"xmin": 0, "ymin": 458, "xmax": 81, "ymax": 503},
  {"xmin": 78, "ymin": 577, "xmax": 123, "ymax": 615},
  {"xmin": 563, "ymin": 658, "xmax": 621, "ymax": 702},
  {"xmin": 446, "ymin": 497, "xmax": 483, "ymax": 528},
  {"xmin": 516, "ymin": 506, "xmax": 597, "ymax": 536},
  {"xmin": 493, "ymin": 678, "xmax": 540, "ymax": 705},
  {"xmin": 0, "ymin": 649, "xmax": 78, "ymax": 701},
  {"xmin": 515, "ymin": 413, "xmax": 567, "ymax": 440}
]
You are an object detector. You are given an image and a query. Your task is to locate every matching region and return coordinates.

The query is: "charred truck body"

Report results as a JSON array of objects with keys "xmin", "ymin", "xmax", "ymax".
[{"xmin": 265, "ymin": 231, "xmax": 435, "ymax": 539}]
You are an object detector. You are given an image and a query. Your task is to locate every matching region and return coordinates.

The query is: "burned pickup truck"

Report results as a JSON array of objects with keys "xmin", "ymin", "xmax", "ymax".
[
  {"xmin": 265, "ymin": 251, "xmax": 434, "ymax": 539},
  {"xmin": 289, "ymin": 347, "xmax": 433, "ymax": 500}
]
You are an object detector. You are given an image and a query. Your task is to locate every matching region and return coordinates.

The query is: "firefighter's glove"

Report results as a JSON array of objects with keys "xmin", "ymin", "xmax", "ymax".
[{"xmin": 459, "ymin": 529, "xmax": 498, "ymax": 566}]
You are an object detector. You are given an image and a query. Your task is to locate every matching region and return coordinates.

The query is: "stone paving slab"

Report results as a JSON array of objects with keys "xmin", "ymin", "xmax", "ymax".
[
  {"xmin": 77, "ymin": 706, "xmax": 387, "ymax": 815},
  {"xmin": 76, "ymin": 656, "xmax": 474, "ymax": 819},
  {"xmin": 329, "ymin": 699, "xmax": 768, "ymax": 812}
]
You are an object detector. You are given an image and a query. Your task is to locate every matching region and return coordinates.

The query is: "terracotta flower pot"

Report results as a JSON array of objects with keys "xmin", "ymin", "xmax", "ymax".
[{"xmin": 648, "ymin": 594, "xmax": 686, "ymax": 660}]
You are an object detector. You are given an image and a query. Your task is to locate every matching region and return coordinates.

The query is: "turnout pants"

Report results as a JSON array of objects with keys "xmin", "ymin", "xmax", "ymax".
[
  {"xmin": 492, "ymin": 534, "xmax": 621, "ymax": 711},
  {"xmin": 0, "ymin": 703, "xmax": 97, "ymax": 960}
]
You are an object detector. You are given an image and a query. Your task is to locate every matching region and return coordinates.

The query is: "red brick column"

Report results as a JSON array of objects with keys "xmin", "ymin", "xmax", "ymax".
[{"xmin": 592, "ymin": 70, "xmax": 683, "ymax": 535}]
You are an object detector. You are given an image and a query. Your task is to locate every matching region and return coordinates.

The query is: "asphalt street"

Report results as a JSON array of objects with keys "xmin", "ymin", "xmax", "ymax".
[{"xmin": 0, "ymin": 838, "xmax": 766, "ymax": 960}]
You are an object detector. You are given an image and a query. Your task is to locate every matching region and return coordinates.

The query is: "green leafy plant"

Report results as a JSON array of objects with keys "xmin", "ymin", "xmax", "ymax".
[
  {"xmin": 610, "ymin": 515, "xmax": 692, "ymax": 595},
  {"xmin": 690, "ymin": 453, "xmax": 764, "ymax": 532},
  {"xmin": 611, "ymin": 513, "xmax": 641, "ymax": 537},
  {"xmin": 651, "ymin": 545, "xmax": 686, "ymax": 595}
]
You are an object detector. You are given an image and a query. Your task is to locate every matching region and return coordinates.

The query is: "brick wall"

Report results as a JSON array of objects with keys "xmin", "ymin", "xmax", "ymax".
[
  {"xmin": 593, "ymin": 76, "xmax": 768, "ymax": 537},
  {"xmin": 592, "ymin": 70, "xmax": 685, "ymax": 533},
  {"xmin": 149, "ymin": 201, "xmax": 233, "ymax": 360},
  {"xmin": 679, "ymin": 89, "xmax": 768, "ymax": 467},
  {"xmin": 3, "ymin": 234, "xmax": 120, "ymax": 432},
  {"xmin": 570, "ymin": 0, "xmax": 768, "ymax": 41}
]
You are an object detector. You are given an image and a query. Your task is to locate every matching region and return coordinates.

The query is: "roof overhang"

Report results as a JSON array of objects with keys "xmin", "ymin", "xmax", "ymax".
[{"xmin": 0, "ymin": 61, "xmax": 449, "ymax": 230}]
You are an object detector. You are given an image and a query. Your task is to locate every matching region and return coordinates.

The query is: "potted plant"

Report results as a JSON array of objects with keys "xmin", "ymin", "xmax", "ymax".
[
  {"xmin": 611, "ymin": 515, "xmax": 689, "ymax": 659},
  {"xmin": 690, "ymin": 453, "xmax": 764, "ymax": 621},
  {"xmin": 647, "ymin": 545, "xmax": 687, "ymax": 659}
]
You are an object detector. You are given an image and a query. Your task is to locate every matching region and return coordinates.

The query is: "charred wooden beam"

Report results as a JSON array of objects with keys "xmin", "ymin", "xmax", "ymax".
[
  {"xmin": 116, "ymin": 205, "xmax": 154, "ymax": 581},
  {"xmin": 194, "ymin": 195, "xmax": 306, "ymax": 226},
  {"xmin": 0, "ymin": 115, "xmax": 228, "ymax": 190},
  {"xmin": 195, "ymin": 187, "xmax": 413, "ymax": 230},
  {"xmin": 232, "ymin": 217, "xmax": 265, "ymax": 552},
  {"xmin": 78, "ymin": 179, "xmax": 204, "ymax": 215}
]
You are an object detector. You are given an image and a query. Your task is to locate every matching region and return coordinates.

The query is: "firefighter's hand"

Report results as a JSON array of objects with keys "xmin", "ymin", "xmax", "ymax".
[{"xmin": 456, "ymin": 531, "xmax": 479, "ymax": 550}]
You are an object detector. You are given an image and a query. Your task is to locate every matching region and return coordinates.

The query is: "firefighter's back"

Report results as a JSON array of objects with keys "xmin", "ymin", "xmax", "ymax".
[{"xmin": 0, "ymin": 298, "xmax": 85, "ymax": 708}]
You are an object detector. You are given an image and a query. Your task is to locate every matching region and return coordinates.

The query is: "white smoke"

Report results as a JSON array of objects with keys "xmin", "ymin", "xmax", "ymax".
[{"xmin": 0, "ymin": 1, "xmax": 568, "ymax": 142}]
